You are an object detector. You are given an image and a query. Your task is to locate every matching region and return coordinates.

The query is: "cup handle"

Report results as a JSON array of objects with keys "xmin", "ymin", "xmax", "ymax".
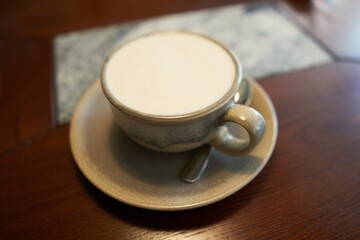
[{"xmin": 210, "ymin": 104, "xmax": 266, "ymax": 155}]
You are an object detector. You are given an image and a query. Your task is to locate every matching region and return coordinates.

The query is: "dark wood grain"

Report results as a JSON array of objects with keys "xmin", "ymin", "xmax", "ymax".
[
  {"xmin": 279, "ymin": 0, "xmax": 360, "ymax": 61},
  {"xmin": 0, "ymin": 0, "xmax": 259, "ymax": 37},
  {"xmin": 0, "ymin": 37, "xmax": 53, "ymax": 153},
  {"xmin": 1, "ymin": 63, "xmax": 359, "ymax": 239}
]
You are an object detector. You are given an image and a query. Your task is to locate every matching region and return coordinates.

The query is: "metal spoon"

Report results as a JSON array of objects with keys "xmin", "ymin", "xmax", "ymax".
[{"xmin": 180, "ymin": 77, "xmax": 254, "ymax": 183}]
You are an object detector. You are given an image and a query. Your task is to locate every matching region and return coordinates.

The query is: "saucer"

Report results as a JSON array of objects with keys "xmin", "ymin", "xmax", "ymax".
[{"xmin": 70, "ymin": 80, "xmax": 278, "ymax": 211}]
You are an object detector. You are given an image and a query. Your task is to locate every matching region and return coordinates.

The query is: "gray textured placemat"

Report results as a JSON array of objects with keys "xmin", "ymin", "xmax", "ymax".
[{"xmin": 54, "ymin": 3, "xmax": 331, "ymax": 124}]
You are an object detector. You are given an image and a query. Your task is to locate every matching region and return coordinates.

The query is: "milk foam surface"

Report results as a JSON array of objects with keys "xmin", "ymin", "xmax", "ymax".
[{"xmin": 104, "ymin": 32, "xmax": 237, "ymax": 116}]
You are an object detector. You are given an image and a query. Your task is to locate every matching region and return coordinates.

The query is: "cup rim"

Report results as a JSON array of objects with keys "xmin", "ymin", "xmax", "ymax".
[{"xmin": 100, "ymin": 30, "xmax": 242, "ymax": 122}]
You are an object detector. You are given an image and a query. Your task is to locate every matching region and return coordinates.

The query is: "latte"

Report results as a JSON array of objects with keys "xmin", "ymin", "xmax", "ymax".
[{"xmin": 102, "ymin": 32, "xmax": 238, "ymax": 116}]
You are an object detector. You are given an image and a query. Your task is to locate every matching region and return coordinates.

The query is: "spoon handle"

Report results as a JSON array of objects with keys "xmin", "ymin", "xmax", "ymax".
[
  {"xmin": 180, "ymin": 145, "xmax": 212, "ymax": 183},
  {"xmin": 180, "ymin": 77, "xmax": 254, "ymax": 183}
]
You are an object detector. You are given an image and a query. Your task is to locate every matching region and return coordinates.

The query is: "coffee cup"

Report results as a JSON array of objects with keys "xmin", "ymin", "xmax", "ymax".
[{"xmin": 101, "ymin": 31, "xmax": 265, "ymax": 155}]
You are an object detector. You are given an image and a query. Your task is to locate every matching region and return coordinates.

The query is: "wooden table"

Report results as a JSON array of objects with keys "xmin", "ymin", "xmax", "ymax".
[{"xmin": 1, "ymin": 0, "xmax": 359, "ymax": 239}]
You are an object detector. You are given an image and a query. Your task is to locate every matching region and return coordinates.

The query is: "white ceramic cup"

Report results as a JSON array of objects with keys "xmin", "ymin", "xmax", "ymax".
[{"xmin": 101, "ymin": 31, "xmax": 265, "ymax": 155}]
